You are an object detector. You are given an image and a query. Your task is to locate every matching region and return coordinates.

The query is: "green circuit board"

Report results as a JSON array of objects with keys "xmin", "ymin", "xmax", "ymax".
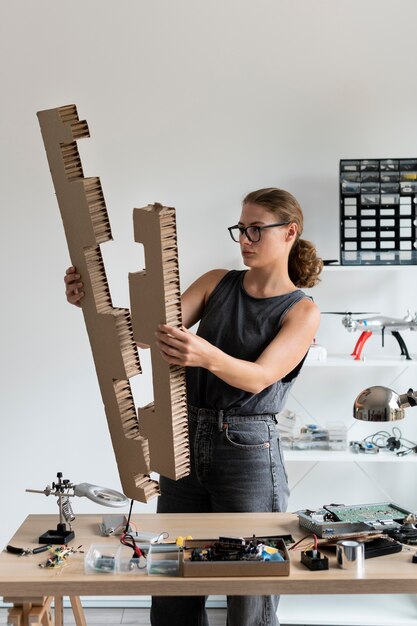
[{"xmin": 325, "ymin": 503, "xmax": 408, "ymax": 523}]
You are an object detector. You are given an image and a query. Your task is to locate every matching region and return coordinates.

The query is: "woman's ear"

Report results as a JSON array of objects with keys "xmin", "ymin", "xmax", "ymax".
[{"xmin": 286, "ymin": 223, "xmax": 298, "ymax": 242}]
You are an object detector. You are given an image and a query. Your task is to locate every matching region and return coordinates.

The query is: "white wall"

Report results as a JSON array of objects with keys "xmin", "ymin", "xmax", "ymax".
[{"xmin": 1, "ymin": 0, "xmax": 417, "ymax": 557}]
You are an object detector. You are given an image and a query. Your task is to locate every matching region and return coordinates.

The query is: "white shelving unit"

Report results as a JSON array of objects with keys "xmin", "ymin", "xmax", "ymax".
[
  {"xmin": 282, "ymin": 263, "xmax": 417, "ymax": 626},
  {"xmin": 284, "ymin": 449, "xmax": 417, "ymax": 462},
  {"xmin": 279, "ymin": 594, "xmax": 417, "ymax": 626},
  {"xmin": 286, "ymin": 263, "xmax": 417, "ymax": 470},
  {"xmin": 305, "ymin": 354, "xmax": 417, "ymax": 367},
  {"xmin": 323, "ymin": 264, "xmax": 417, "ymax": 271}
]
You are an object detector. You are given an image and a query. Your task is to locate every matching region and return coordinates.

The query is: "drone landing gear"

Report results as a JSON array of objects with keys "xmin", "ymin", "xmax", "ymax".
[
  {"xmin": 351, "ymin": 330, "xmax": 412, "ymax": 361},
  {"xmin": 39, "ymin": 522, "xmax": 75, "ymax": 544},
  {"xmin": 351, "ymin": 331, "xmax": 372, "ymax": 360},
  {"xmin": 391, "ymin": 331, "xmax": 412, "ymax": 360}
]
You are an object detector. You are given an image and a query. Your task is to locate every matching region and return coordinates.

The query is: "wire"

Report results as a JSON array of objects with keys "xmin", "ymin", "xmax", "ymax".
[
  {"xmin": 117, "ymin": 499, "xmax": 146, "ymax": 568},
  {"xmin": 398, "ymin": 436, "xmax": 417, "ymax": 448},
  {"xmin": 120, "ymin": 532, "xmax": 147, "ymax": 569},
  {"xmin": 393, "ymin": 426, "xmax": 402, "ymax": 440},
  {"xmin": 125, "ymin": 499, "xmax": 134, "ymax": 533},
  {"xmin": 363, "ymin": 430, "xmax": 392, "ymax": 448},
  {"xmin": 360, "ymin": 427, "xmax": 417, "ymax": 456},
  {"xmin": 120, "ymin": 533, "xmax": 142, "ymax": 556},
  {"xmin": 290, "ymin": 534, "xmax": 318, "ymax": 552},
  {"xmin": 397, "ymin": 443, "xmax": 417, "ymax": 457}
]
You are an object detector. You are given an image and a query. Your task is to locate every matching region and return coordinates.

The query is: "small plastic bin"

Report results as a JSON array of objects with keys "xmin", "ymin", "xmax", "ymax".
[
  {"xmin": 84, "ymin": 543, "xmax": 119, "ymax": 574},
  {"xmin": 147, "ymin": 543, "xmax": 180, "ymax": 576},
  {"xmin": 117, "ymin": 544, "xmax": 150, "ymax": 575}
]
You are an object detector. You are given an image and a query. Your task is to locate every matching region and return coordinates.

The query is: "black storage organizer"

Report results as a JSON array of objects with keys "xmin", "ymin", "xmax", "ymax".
[{"xmin": 340, "ymin": 158, "xmax": 417, "ymax": 265}]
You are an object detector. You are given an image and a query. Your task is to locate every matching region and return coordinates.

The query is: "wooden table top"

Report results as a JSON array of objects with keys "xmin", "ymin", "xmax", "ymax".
[{"xmin": 1, "ymin": 512, "xmax": 416, "ymax": 597}]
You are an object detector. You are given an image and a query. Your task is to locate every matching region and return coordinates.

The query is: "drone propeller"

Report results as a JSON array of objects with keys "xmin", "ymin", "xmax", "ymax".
[{"xmin": 322, "ymin": 311, "xmax": 379, "ymax": 316}]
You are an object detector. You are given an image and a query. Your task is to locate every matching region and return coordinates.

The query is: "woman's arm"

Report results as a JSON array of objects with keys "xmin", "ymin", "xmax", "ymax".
[
  {"xmin": 180, "ymin": 269, "xmax": 228, "ymax": 328},
  {"xmin": 63, "ymin": 266, "xmax": 227, "ymax": 321},
  {"xmin": 156, "ymin": 298, "xmax": 320, "ymax": 394}
]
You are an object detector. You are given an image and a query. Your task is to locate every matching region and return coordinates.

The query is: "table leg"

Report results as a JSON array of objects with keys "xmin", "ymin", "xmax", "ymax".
[
  {"xmin": 28, "ymin": 597, "xmax": 53, "ymax": 626},
  {"xmin": 69, "ymin": 597, "xmax": 86, "ymax": 626},
  {"xmin": 7, "ymin": 607, "xmax": 22, "ymax": 626},
  {"xmin": 54, "ymin": 597, "xmax": 63, "ymax": 626},
  {"xmin": 4, "ymin": 598, "xmax": 48, "ymax": 626},
  {"xmin": 41, "ymin": 605, "xmax": 53, "ymax": 626},
  {"xmin": 5, "ymin": 601, "xmax": 36, "ymax": 626}
]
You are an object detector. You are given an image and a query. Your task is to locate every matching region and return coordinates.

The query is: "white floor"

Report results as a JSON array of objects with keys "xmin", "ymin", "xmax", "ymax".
[
  {"xmin": 0, "ymin": 606, "xmax": 340, "ymax": 626},
  {"xmin": 2, "ymin": 595, "xmax": 417, "ymax": 626},
  {"xmin": 0, "ymin": 608, "xmax": 227, "ymax": 626}
]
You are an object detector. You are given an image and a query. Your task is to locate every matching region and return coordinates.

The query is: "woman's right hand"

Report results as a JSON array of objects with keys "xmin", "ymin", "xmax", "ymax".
[{"xmin": 64, "ymin": 266, "xmax": 85, "ymax": 307}]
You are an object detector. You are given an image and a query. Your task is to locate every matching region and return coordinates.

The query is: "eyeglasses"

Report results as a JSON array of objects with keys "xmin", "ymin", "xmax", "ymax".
[{"xmin": 228, "ymin": 222, "xmax": 291, "ymax": 243}]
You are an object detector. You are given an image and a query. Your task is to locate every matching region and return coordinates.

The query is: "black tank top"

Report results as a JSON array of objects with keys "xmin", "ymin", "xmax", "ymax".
[{"xmin": 186, "ymin": 270, "xmax": 309, "ymax": 415}]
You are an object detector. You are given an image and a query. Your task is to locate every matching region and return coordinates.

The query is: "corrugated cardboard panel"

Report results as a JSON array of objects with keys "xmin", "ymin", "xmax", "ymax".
[
  {"xmin": 37, "ymin": 104, "xmax": 159, "ymax": 502},
  {"xmin": 129, "ymin": 204, "xmax": 190, "ymax": 480}
]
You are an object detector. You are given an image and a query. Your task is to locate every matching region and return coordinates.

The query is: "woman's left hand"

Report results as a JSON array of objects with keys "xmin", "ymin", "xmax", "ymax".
[{"xmin": 155, "ymin": 324, "xmax": 214, "ymax": 368}]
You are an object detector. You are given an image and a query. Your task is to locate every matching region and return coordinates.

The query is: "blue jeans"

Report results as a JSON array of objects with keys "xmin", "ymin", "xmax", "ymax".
[{"xmin": 150, "ymin": 405, "xmax": 289, "ymax": 626}]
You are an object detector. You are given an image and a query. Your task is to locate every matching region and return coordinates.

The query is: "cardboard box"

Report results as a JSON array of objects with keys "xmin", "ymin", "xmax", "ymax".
[{"xmin": 181, "ymin": 538, "xmax": 290, "ymax": 577}]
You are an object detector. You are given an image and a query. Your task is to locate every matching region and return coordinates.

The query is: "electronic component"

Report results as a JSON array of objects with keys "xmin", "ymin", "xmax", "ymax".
[
  {"xmin": 387, "ymin": 513, "xmax": 417, "ymax": 544},
  {"xmin": 300, "ymin": 550, "xmax": 329, "ymax": 570},
  {"xmin": 299, "ymin": 502, "xmax": 413, "ymax": 538},
  {"xmin": 363, "ymin": 537, "xmax": 402, "ymax": 558},
  {"xmin": 218, "ymin": 536, "xmax": 246, "ymax": 546},
  {"xmin": 350, "ymin": 441, "xmax": 379, "ymax": 454},
  {"xmin": 386, "ymin": 436, "xmax": 401, "ymax": 451},
  {"xmin": 323, "ymin": 503, "xmax": 402, "ymax": 523},
  {"xmin": 95, "ymin": 555, "xmax": 116, "ymax": 572},
  {"xmin": 133, "ymin": 531, "xmax": 169, "ymax": 544},
  {"xmin": 349, "ymin": 428, "xmax": 417, "ymax": 457},
  {"xmin": 188, "ymin": 536, "xmax": 286, "ymax": 563},
  {"xmin": 6, "ymin": 544, "xmax": 51, "ymax": 556},
  {"xmin": 99, "ymin": 515, "xmax": 130, "ymax": 536},
  {"xmin": 39, "ymin": 545, "xmax": 82, "ymax": 569}
]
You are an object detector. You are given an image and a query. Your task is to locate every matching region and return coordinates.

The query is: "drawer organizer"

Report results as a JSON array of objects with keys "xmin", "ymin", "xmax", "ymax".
[{"xmin": 340, "ymin": 158, "xmax": 417, "ymax": 265}]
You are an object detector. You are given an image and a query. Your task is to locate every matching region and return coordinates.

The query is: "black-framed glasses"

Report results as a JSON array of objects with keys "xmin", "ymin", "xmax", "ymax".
[{"xmin": 228, "ymin": 222, "xmax": 291, "ymax": 243}]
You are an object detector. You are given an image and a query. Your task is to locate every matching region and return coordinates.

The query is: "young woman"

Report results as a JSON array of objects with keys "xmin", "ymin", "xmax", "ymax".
[{"xmin": 65, "ymin": 187, "xmax": 322, "ymax": 626}]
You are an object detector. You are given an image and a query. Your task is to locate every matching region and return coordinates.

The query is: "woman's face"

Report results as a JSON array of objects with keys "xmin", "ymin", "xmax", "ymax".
[{"xmin": 238, "ymin": 202, "xmax": 296, "ymax": 268}]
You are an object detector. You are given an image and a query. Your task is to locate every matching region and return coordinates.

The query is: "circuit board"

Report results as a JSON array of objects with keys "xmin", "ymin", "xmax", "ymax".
[
  {"xmin": 298, "ymin": 502, "xmax": 413, "ymax": 538},
  {"xmin": 324, "ymin": 503, "xmax": 408, "ymax": 523}
]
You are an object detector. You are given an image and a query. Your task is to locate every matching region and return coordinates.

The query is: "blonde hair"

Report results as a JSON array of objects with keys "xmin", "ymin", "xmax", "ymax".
[{"xmin": 243, "ymin": 188, "xmax": 323, "ymax": 288}]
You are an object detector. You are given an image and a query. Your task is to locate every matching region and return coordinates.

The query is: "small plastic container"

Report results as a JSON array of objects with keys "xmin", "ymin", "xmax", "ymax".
[
  {"xmin": 84, "ymin": 544, "xmax": 119, "ymax": 574},
  {"xmin": 117, "ymin": 544, "xmax": 150, "ymax": 575},
  {"xmin": 147, "ymin": 543, "xmax": 180, "ymax": 576}
]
